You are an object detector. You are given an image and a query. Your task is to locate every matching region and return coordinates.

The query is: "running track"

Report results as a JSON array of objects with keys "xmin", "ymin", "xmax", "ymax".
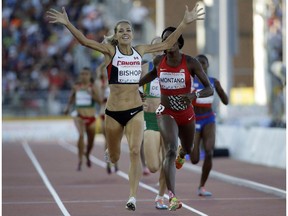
[{"xmin": 3, "ymin": 135, "xmax": 286, "ymax": 216}]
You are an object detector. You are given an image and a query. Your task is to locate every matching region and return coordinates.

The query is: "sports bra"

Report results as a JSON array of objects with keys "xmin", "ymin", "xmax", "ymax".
[
  {"xmin": 106, "ymin": 46, "xmax": 142, "ymax": 84},
  {"xmin": 75, "ymin": 84, "xmax": 95, "ymax": 108}
]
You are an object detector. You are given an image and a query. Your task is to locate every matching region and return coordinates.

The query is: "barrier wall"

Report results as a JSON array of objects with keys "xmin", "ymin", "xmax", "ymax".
[
  {"xmin": 2, "ymin": 119, "xmax": 286, "ymax": 169},
  {"xmin": 215, "ymin": 125, "xmax": 286, "ymax": 169}
]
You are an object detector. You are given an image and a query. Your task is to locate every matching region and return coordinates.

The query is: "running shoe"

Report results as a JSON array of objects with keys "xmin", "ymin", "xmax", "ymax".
[
  {"xmin": 155, "ymin": 198, "xmax": 168, "ymax": 210},
  {"xmin": 175, "ymin": 155, "xmax": 185, "ymax": 169},
  {"xmin": 114, "ymin": 162, "xmax": 119, "ymax": 172},
  {"xmin": 86, "ymin": 154, "xmax": 91, "ymax": 168},
  {"xmin": 106, "ymin": 162, "xmax": 112, "ymax": 174},
  {"xmin": 126, "ymin": 197, "xmax": 136, "ymax": 211},
  {"xmin": 104, "ymin": 149, "xmax": 111, "ymax": 163},
  {"xmin": 168, "ymin": 197, "xmax": 182, "ymax": 211},
  {"xmin": 198, "ymin": 187, "xmax": 212, "ymax": 196},
  {"xmin": 175, "ymin": 145, "xmax": 185, "ymax": 169}
]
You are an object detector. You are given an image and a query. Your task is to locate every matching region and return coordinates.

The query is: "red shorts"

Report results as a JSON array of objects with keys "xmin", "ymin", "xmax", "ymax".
[
  {"xmin": 156, "ymin": 104, "xmax": 195, "ymax": 126},
  {"xmin": 78, "ymin": 115, "xmax": 96, "ymax": 127}
]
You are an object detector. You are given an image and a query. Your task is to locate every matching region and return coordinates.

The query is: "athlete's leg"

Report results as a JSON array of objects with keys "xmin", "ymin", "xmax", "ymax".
[
  {"xmin": 157, "ymin": 115, "xmax": 179, "ymax": 195},
  {"xmin": 101, "ymin": 117, "xmax": 107, "ymax": 149},
  {"xmin": 158, "ymin": 141, "xmax": 167, "ymax": 197},
  {"xmin": 85, "ymin": 121, "xmax": 96, "ymax": 167},
  {"xmin": 74, "ymin": 117, "xmax": 85, "ymax": 170},
  {"xmin": 178, "ymin": 120, "xmax": 196, "ymax": 158},
  {"xmin": 140, "ymin": 139, "xmax": 150, "ymax": 175},
  {"xmin": 200, "ymin": 123, "xmax": 215, "ymax": 188},
  {"xmin": 125, "ymin": 111, "xmax": 144, "ymax": 198},
  {"xmin": 190, "ymin": 130, "xmax": 201, "ymax": 164},
  {"xmin": 105, "ymin": 115, "xmax": 124, "ymax": 163},
  {"xmin": 143, "ymin": 130, "xmax": 161, "ymax": 173}
]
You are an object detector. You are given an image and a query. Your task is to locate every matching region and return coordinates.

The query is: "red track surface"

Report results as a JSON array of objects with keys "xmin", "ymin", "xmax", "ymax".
[{"xmin": 3, "ymin": 136, "xmax": 286, "ymax": 216}]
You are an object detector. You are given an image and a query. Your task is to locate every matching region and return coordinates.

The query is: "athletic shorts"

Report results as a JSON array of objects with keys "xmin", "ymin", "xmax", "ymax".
[
  {"xmin": 195, "ymin": 112, "xmax": 216, "ymax": 131},
  {"xmin": 105, "ymin": 106, "xmax": 143, "ymax": 126},
  {"xmin": 78, "ymin": 114, "xmax": 96, "ymax": 127},
  {"xmin": 156, "ymin": 104, "xmax": 195, "ymax": 126},
  {"xmin": 144, "ymin": 112, "xmax": 159, "ymax": 131}
]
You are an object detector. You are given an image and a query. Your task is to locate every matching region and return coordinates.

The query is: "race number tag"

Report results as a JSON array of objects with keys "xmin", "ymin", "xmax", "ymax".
[
  {"xmin": 149, "ymin": 78, "xmax": 161, "ymax": 97},
  {"xmin": 159, "ymin": 72, "xmax": 186, "ymax": 89},
  {"xmin": 156, "ymin": 104, "xmax": 165, "ymax": 115},
  {"xmin": 76, "ymin": 90, "xmax": 92, "ymax": 106}
]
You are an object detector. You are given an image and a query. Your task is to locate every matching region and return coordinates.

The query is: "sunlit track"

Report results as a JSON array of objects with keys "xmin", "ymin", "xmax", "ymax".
[
  {"xmin": 182, "ymin": 164, "xmax": 286, "ymax": 198},
  {"xmin": 3, "ymin": 196, "xmax": 283, "ymax": 206},
  {"xmin": 22, "ymin": 142, "xmax": 71, "ymax": 216},
  {"xmin": 59, "ymin": 139, "xmax": 209, "ymax": 216},
  {"xmin": 3, "ymin": 138, "xmax": 285, "ymax": 216}
]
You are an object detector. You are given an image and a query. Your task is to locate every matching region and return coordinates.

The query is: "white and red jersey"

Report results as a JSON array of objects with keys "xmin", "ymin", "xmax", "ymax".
[
  {"xmin": 106, "ymin": 46, "xmax": 142, "ymax": 84},
  {"xmin": 157, "ymin": 54, "xmax": 192, "ymax": 96},
  {"xmin": 192, "ymin": 76, "xmax": 215, "ymax": 108}
]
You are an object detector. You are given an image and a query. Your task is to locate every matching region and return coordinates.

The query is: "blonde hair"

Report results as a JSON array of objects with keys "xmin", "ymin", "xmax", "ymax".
[{"xmin": 103, "ymin": 20, "xmax": 133, "ymax": 46}]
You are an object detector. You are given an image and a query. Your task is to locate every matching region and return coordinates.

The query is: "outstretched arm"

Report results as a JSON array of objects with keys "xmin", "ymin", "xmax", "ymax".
[
  {"xmin": 214, "ymin": 79, "xmax": 229, "ymax": 105},
  {"xmin": 136, "ymin": 2, "xmax": 205, "ymax": 55},
  {"xmin": 64, "ymin": 86, "xmax": 76, "ymax": 115},
  {"xmin": 139, "ymin": 56, "xmax": 161, "ymax": 86},
  {"xmin": 46, "ymin": 7, "xmax": 113, "ymax": 56}
]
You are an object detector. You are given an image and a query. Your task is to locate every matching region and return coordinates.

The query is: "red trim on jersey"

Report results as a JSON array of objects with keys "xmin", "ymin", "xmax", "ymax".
[
  {"xmin": 158, "ymin": 54, "xmax": 192, "ymax": 95},
  {"xmin": 106, "ymin": 62, "xmax": 112, "ymax": 82}
]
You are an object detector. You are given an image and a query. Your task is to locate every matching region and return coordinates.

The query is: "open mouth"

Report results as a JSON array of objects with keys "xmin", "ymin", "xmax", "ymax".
[{"xmin": 122, "ymin": 35, "xmax": 130, "ymax": 40}]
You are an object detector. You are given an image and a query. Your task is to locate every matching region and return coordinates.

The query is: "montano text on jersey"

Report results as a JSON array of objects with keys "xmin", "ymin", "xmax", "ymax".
[
  {"xmin": 107, "ymin": 46, "xmax": 142, "ymax": 84},
  {"xmin": 159, "ymin": 72, "xmax": 186, "ymax": 90}
]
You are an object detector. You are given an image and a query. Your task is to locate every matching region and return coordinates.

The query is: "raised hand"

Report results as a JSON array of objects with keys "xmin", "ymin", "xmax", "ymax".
[
  {"xmin": 183, "ymin": 2, "xmax": 205, "ymax": 25},
  {"xmin": 46, "ymin": 7, "xmax": 69, "ymax": 25}
]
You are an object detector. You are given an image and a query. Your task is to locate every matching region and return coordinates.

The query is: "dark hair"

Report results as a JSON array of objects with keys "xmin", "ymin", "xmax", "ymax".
[
  {"xmin": 161, "ymin": 27, "xmax": 184, "ymax": 49},
  {"xmin": 196, "ymin": 54, "xmax": 209, "ymax": 66}
]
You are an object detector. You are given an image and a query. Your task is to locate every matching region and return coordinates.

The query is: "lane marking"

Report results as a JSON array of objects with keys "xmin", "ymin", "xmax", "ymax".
[
  {"xmin": 59, "ymin": 140, "xmax": 208, "ymax": 216},
  {"xmin": 22, "ymin": 142, "xmax": 71, "ymax": 216},
  {"xmin": 115, "ymin": 137, "xmax": 286, "ymax": 198},
  {"xmin": 3, "ymin": 196, "xmax": 283, "ymax": 205},
  {"xmin": 182, "ymin": 164, "xmax": 286, "ymax": 198}
]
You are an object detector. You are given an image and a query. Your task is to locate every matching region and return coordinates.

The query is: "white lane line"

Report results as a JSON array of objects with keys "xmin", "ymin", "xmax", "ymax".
[
  {"xmin": 183, "ymin": 164, "xmax": 286, "ymax": 198},
  {"xmin": 59, "ymin": 140, "xmax": 208, "ymax": 216},
  {"xmin": 96, "ymin": 135, "xmax": 286, "ymax": 198},
  {"xmin": 22, "ymin": 142, "xmax": 71, "ymax": 216},
  {"xmin": 3, "ymin": 196, "xmax": 283, "ymax": 206}
]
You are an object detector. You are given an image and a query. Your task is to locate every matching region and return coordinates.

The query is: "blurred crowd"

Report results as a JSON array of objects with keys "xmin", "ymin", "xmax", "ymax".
[{"xmin": 2, "ymin": 0, "xmax": 110, "ymax": 115}]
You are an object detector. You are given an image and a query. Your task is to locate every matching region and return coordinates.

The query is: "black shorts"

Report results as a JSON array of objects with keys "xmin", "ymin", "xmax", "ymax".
[{"xmin": 105, "ymin": 106, "xmax": 143, "ymax": 126}]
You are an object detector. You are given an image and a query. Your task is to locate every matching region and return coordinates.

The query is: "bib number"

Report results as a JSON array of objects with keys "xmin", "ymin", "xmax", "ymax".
[{"xmin": 156, "ymin": 104, "xmax": 165, "ymax": 115}]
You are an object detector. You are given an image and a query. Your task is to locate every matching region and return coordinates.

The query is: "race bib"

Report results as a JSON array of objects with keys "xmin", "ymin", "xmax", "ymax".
[
  {"xmin": 117, "ymin": 61, "xmax": 142, "ymax": 83},
  {"xmin": 76, "ymin": 90, "xmax": 92, "ymax": 106},
  {"xmin": 149, "ymin": 78, "xmax": 161, "ymax": 97},
  {"xmin": 156, "ymin": 104, "xmax": 165, "ymax": 115},
  {"xmin": 118, "ymin": 68, "xmax": 141, "ymax": 83},
  {"xmin": 159, "ymin": 72, "xmax": 186, "ymax": 89}
]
